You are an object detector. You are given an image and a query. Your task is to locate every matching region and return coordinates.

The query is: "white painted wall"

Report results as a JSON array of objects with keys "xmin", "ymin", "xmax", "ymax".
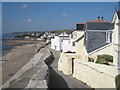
[
  {"xmin": 51, "ymin": 32, "xmax": 70, "ymax": 51},
  {"xmin": 112, "ymin": 12, "xmax": 120, "ymax": 69},
  {"xmin": 51, "ymin": 36, "xmax": 61, "ymax": 51},
  {"xmin": 73, "ymin": 59, "xmax": 119, "ymax": 88},
  {"xmin": 62, "ymin": 39, "xmax": 76, "ymax": 52},
  {"xmin": 88, "ymin": 44, "xmax": 113, "ymax": 56}
]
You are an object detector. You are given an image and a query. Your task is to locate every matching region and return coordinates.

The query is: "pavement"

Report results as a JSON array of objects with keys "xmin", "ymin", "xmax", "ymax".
[{"xmin": 46, "ymin": 45, "xmax": 92, "ymax": 89}]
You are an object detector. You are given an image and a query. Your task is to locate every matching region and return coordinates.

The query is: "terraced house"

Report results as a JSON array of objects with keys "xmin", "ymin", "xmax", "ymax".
[{"xmin": 58, "ymin": 3, "xmax": 120, "ymax": 88}]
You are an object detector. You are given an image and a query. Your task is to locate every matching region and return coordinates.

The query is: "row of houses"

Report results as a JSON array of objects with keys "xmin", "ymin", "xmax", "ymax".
[
  {"xmin": 50, "ymin": 2, "xmax": 120, "ymax": 88},
  {"xmin": 51, "ymin": 2, "xmax": 120, "ymax": 88},
  {"xmin": 51, "ymin": 9, "xmax": 120, "ymax": 69}
]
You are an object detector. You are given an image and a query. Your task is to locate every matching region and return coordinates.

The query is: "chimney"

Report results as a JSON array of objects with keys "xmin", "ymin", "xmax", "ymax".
[
  {"xmin": 98, "ymin": 16, "xmax": 100, "ymax": 19},
  {"xmin": 98, "ymin": 17, "xmax": 104, "ymax": 22}
]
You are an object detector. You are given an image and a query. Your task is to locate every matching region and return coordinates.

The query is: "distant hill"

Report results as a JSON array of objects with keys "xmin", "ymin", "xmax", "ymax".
[{"xmin": 50, "ymin": 29, "xmax": 74, "ymax": 34}]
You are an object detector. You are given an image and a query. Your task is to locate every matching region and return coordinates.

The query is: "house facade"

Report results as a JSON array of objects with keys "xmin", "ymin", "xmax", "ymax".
[
  {"xmin": 57, "ymin": 2, "xmax": 120, "ymax": 88},
  {"xmin": 112, "ymin": 10, "xmax": 120, "ymax": 69},
  {"xmin": 51, "ymin": 32, "xmax": 69, "ymax": 51}
]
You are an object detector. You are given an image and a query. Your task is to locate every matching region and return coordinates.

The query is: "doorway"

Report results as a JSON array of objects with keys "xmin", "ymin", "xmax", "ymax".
[{"xmin": 72, "ymin": 58, "xmax": 74, "ymax": 74}]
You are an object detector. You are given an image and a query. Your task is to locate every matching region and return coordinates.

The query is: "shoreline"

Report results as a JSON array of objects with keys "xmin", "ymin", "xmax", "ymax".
[
  {"xmin": 1, "ymin": 39, "xmax": 43, "ymax": 56},
  {"xmin": 2, "ymin": 40, "xmax": 45, "ymax": 84}
]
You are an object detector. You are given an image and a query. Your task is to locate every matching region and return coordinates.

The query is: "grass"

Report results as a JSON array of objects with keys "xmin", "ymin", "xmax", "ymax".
[
  {"xmin": 115, "ymin": 74, "xmax": 120, "ymax": 90},
  {"xmin": 95, "ymin": 54, "xmax": 113, "ymax": 65},
  {"xmin": 51, "ymin": 29, "xmax": 74, "ymax": 33}
]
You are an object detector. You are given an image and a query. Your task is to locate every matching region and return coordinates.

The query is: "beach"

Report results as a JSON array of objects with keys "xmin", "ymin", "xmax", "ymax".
[{"xmin": 2, "ymin": 40, "xmax": 45, "ymax": 84}]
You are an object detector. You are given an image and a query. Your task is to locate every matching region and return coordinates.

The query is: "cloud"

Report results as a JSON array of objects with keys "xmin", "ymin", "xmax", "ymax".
[
  {"xmin": 21, "ymin": 4, "xmax": 28, "ymax": 8},
  {"xmin": 61, "ymin": 13, "xmax": 68, "ymax": 17},
  {"xmin": 27, "ymin": 18, "xmax": 32, "ymax": 22}
]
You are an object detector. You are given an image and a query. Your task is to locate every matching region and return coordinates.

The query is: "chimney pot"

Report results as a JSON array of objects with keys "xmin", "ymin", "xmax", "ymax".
[{"xmin": 98, "ymin": 16, "xmax": 100, "ymax": 19}]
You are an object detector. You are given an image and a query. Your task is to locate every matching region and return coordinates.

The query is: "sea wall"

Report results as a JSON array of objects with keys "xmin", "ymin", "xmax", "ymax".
[
  {"xmin": 25, "ymin": 49, "xmax": 52, "ymax": 88},
  {"xmin": 1, "ymin": 48, "xmax": 52, "ymax": 89}
]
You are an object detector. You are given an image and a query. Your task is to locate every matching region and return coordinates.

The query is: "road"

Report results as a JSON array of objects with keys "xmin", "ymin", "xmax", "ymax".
[{"xmin": 47, "ymin": 45, "xmax": 92, "ymax": 89}]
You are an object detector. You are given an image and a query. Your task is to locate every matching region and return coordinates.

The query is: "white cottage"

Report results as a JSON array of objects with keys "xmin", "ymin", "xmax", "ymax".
[
  {"xmin": 51, "ymin": 32, "xmax": 69, "ymax": 51},
  {"xmin": 112, "ymin": 10, "xmax": 120, "ymax": 69},
  {"xmin": 62, "ymin": 31, "xmax": 76, "ymax": 52}
]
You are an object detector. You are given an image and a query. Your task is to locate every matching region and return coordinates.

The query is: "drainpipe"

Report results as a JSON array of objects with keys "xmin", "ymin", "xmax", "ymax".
[{"xmin": 115, "ymin": 50, "xmax": 120, "ymax": 69}]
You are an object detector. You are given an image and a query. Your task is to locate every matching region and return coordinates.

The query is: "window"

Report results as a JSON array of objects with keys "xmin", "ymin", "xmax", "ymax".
[
  {"xmin": 72, "ymin": 42, "xmax": 75, "ymax": 46},
  {"xmin": 106, "ymin": 32, "xmax": 111, "ymax": 43},
  {"xmin": 68, "ymin": 40, "xmax": 70, "ymax": 44}
]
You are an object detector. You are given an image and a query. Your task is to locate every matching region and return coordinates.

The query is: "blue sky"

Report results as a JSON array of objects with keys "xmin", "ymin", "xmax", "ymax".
[
  {"xmin": 0, "ymin": 1, "xmax": 1, "ymax": 34},
  {"xmin": 2, "ymin": 2, "xmax": 118, "ymax": 33}
]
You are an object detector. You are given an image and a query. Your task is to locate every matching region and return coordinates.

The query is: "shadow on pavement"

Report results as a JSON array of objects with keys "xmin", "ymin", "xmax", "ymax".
[
  {"xmin": 48, "ymin": 66, "xmax": 70, "ymax": 89},
  {"xmin": 45, "ymin": 50, "xmax": 70, "ymax": 89},
  {"xmin": 44, "ymin": 51, "xmax": 55, "ymax": 66}
]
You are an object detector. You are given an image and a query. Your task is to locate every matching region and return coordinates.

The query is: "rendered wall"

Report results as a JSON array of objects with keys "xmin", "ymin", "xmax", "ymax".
[
  {"xmin": 58, "ymin": 52, "xmax": 73, "ymax": 75},
  {"xmin": 51, "ymin": 36, "xmax": 61, "ymax": 51},
  {"xmin": 112, "ymin": 13, "xmax": 120, "ymax": 68},
  {"xmin": 62, "ymin": 39, "xmax": 76, "ymax": 52},
  {"xmin": 88, "ymin": 44, "xmax": 113, "ymax": 56},
  {"xmin": 73, "ymin": 59, "xmax": 119, "ymax": 88},
  {"xmin": 76, "ymin": 31, "xmax": 85, "ymax": 54}
]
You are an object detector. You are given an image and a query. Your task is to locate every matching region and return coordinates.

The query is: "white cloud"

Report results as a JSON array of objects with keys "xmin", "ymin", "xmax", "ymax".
[
  {"xmin": 61, "ymin": 13, "xmax": 68, "ymax": 17},
  {"xmin": 27, "ymin": 18, "xmax": 32, "ymax": 22},
  {"xmin": 21, "ymin": 4, "xmax": 28, "ymax": 8}
]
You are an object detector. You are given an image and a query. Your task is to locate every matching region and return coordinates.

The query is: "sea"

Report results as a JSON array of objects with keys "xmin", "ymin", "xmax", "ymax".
[{"xmin": 0, "ymin": 34, "xmax": 17, "ymax": 56}]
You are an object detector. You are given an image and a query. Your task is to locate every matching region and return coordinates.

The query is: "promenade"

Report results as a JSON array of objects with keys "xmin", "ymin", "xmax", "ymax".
[{"xmin": 7, "ymin": 44, "xmax": 91, "ymax": 89}]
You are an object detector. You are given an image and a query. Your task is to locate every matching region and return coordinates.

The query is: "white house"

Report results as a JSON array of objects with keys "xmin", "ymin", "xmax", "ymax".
[
  {"xmin": 112, "ymin": 10, "xmax": 120, "ymax": 69},
  {"xmin": 62, "ymin": 31, "xmax": 77, "ymax": 52},
  {"xmin": 51, "ymin": 32, "xmax": 69, "ymax": 51}
]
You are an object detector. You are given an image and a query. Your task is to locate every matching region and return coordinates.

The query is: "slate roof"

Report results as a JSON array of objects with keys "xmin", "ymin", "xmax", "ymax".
[
  {"xmin": 86, "ymin": 22, "xmax": 114, "ymax": 30},
  {"xmin": 85, "ymin": 32, "xmax": 110, "ymax": 53}
]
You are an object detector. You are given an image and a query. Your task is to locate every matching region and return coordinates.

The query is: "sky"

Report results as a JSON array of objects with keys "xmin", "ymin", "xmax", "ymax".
[
  {"xmin": 0, "ymin": 1, "xmax": 1, "ymax": 34},
  {"xmin": 2, "ymin": 2, "xmax": 118, "ymax": 34}
]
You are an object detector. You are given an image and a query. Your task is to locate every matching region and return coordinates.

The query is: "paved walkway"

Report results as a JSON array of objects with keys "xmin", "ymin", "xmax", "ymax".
[{"xmin": 47, "ymin": 45, "xmax": 91, "ymax": 89}]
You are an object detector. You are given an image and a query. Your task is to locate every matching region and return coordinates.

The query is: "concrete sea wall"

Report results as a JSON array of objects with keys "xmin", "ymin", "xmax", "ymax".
[{"xmin": 1, "ymin": 48, "xmax": 52, "ymax": 89}]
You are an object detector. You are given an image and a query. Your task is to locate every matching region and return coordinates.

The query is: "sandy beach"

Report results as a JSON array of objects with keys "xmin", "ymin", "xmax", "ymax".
[{"xmin": 2, "ymin": 41, "xmax": 45, "ymax": 84}]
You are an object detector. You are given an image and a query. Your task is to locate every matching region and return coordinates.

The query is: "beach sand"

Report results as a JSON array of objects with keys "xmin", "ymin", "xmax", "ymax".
[{"xmin": 2, "ymin": 41, "xmax": 45, "ymax": 84}]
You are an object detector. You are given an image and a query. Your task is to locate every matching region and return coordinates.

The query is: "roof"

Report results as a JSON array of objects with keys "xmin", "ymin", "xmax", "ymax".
[
  {"xmin": 58, "ymin": 32, "xmax": 69, "ymax": 37},
  {"xmin": 86, "ymin": 21, "xmax": 111, "ymax": 23},
  {"xmin": 85, "ymin": 32, "xmax": 111, "ymax": 53},
  {"xmin": 86, "ymin": 22, "xmax": 114, "ymax": 30}
]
